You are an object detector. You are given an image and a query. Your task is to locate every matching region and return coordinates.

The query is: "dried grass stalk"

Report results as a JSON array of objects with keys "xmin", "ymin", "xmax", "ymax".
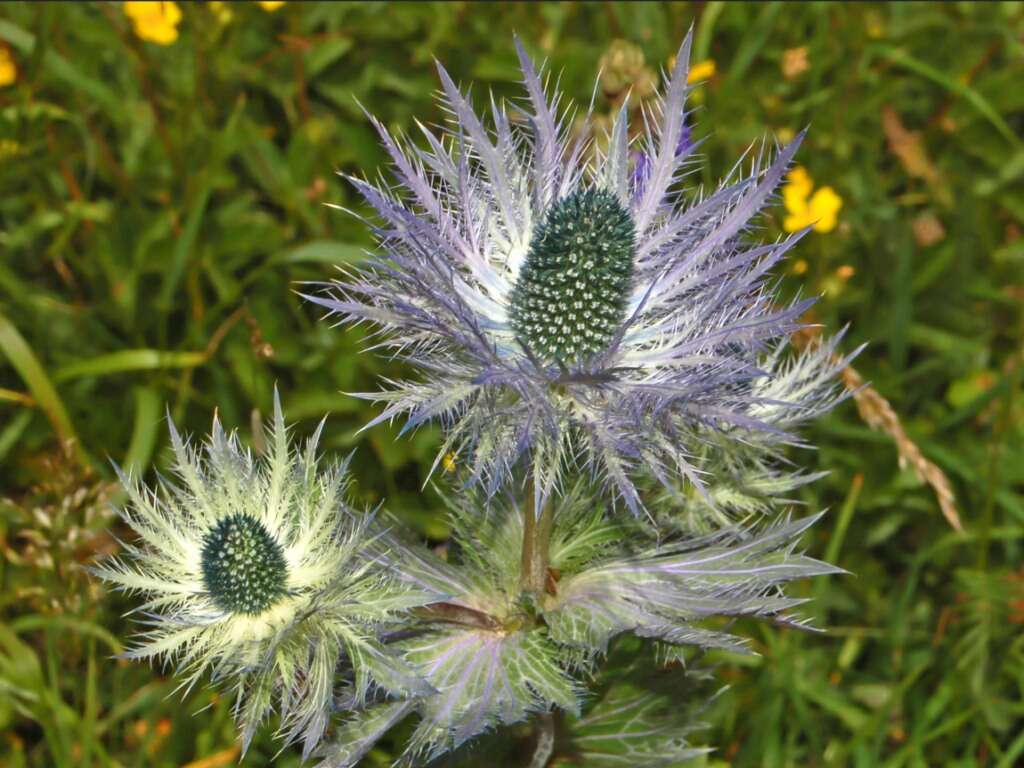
[
  {"xmin": 839, "ymin": 365, "xmax": 962, "ymax": 531},
  {"xmin": 793, "ymin": 327, "xmax": 962, "ymax": 531}
]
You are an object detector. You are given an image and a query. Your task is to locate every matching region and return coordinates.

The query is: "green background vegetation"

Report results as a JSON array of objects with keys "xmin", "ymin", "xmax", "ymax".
[{"xmin": 1, "ymin": 2, "xmax": 1022, "ymax": 766}]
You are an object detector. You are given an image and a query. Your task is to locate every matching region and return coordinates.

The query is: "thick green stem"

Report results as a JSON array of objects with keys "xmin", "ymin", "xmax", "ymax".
[
  {"xmin": 521, "ymin": 489, "xmax": 537, "ymax": 590},
  {"xmin": 528, "ymin": 712, "xmax": 555, "ymax": 768},
  {"xmin": 520, "ymin": 478, "xmax": 554, "ymax": 596}
]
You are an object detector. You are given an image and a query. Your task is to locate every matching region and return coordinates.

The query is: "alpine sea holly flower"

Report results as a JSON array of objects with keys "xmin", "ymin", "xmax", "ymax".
[
  {"xmin": 308, "ymin": 31, "xmax": 852, "ymax": 512},
  {"xmin": 94, "ymin": 395, "xmax": 436, "ymax": 756},
  {"xmin": 314, "ymin": 484, "xmax": 840, "ymax": 767}
]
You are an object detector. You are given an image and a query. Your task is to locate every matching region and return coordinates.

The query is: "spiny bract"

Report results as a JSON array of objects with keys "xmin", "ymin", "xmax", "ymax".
[
  {"xmin": 315, "ymin": 484, "xmax": 840, "ymax": 767},
  {"xmin": 308, "ymin": 31, "xmax": 858, "ymax": 511},
  {"xmin": 93, "ymin": 393, "xmax": 437, "ymax": 757}
]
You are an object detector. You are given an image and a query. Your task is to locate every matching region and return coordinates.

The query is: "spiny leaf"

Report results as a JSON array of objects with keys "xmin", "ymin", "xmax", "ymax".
[{"xmin": 398, "ymin": 628, "xmax": 581, "ymax": 763}]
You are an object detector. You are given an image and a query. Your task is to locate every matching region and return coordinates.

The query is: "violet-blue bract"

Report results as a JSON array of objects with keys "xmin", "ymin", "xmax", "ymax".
[{"xmin": 308, "ymin": 31, "xmax": 856, "ymax": 514}]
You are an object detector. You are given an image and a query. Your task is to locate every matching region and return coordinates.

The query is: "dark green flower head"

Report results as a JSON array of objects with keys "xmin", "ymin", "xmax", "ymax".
[
  {"xmin": 201, "ymin": 513, "xmax": 288, "ymax": 615},
  {"xmin": 509, "ymin": 188, "xmax": 636, "ymax": 365}
]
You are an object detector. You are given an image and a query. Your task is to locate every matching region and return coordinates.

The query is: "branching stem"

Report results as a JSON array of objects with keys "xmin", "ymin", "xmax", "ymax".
[{"xmin": 412, "ymin": 602, "xmax": 501, "ymax": 631}]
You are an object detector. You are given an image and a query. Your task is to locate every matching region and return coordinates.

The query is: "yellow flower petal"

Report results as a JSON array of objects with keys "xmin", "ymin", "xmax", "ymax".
[
  {"xmin": 783, "ymin": 210, "xmax": 816, "ymax": 233},
  {"xmin": 124, "ymin": 2, "xmax": 181, "ymax": 45},
  {"xmin": 0, "ymin": 48, "xmax": 16, "ymax": 87},
  {"xmin": 442, "ymin": 452, "xmax": 457, "ymax": 473},
  {"xmin": 124, "ymin": 1, "xmax": 181, "ymax": 23},
  {"xmin": 258, "ymin": 1, "xmax": 286, "ymax": 10},
  {"xmin": 687, "ymin": 59, "xmax": 716, "ymax": 84},
  {"xmin": 808, "ymin": 186, "xmax": 842, "ymax": 233},
  {"xmin": 783, "ymin": 187, "xmax": 810, "ymax": 216},
  {"xmin": 138, "ymin": 23, "xmax": 178, "ymax": 45},
  {"xmin": 812, "ymin": 215, "xmax": 837, "ymax": 233},
  {"xmin": 784, "ymin": 166, "xmax": 813, "ymax": 201}
]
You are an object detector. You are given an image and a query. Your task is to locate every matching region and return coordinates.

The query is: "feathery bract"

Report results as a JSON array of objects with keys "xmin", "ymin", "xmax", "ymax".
[
  {"xmin": 94, "ymin": 394, "xmax": 436, "ymax": 755},
  {"xmin": 308, "ymin": 32, "xmax": 855, "ymax": 512}
]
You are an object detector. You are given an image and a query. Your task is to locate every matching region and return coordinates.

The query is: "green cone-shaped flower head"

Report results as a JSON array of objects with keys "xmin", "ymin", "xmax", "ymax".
[
  {"xmin": 509, "ymin": 188, "xmax": 636, "ymax": 364},
  {"xmin": 201, "ymin": 512, "xmax": 289, "ymax": 615}
]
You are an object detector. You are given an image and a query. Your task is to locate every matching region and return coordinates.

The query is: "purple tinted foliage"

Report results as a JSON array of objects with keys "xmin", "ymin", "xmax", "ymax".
[
  {"xmin": 676, "ymin": 118, "xmax": 693, "ymax": 156},
  {"xmin": 631, "ymin": 149, "xmax": 651, "ymax": 202},
  {"xmin": 633, "ymin": 116, "xmax": 690, "ymax": 202}
]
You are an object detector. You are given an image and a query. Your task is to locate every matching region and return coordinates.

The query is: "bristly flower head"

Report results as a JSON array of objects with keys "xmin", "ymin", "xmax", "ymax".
[
  {"xmin": 308, "ymin": 32, "xmax": 855, "ymax": 511},
  {"xmin": 94, "ymin": 394, "xmax": 436, "ymax": 756},
  {"xmin": 509, "ymin": 187, "xmax": 636, "ymax": 363}
]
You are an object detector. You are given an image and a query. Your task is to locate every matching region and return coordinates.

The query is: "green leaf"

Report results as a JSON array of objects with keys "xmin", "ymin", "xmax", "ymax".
[
  {"xmin": 158, "ymin": 185, "xmax": 212, "ymax": 311},
  {"xmin": 270, "ymin": 240, "xmax": 370, "ymax": 266},
  {"xmin": 873, "ymin": 43, "xmax": 1021, "ymax": 148},
  {"xmin": 314, "ymin": 700, "xmax": 417, "ymax": 768},
  {"xmin": 9, "ymin": 616, "xmax": 122, "ymax": 656},
  {"xmin": 123, "ymin": 386, "xmax": 162, "ymax": 475},
  {"xmin": 0, "ymin": 18, "xmax": 121, "ymax": 115},
  {"xmin": 53, "ymin": 349, "xmax": 208, "ymax": 382},
  {"xmin": 0, "ymin": 310, "xmax": 80, "ymax": 453},
  {"xmin": 399, "ymin": 628, "xmax": 580, "ymax": 762},
  {"xmin": 564, "ymin": 680, "xmax": 708, "ymax": 767}
]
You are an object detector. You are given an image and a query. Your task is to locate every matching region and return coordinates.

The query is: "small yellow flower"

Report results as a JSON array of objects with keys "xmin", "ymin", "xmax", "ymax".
[
  {"xmin": 258, "ymin": 1, "xmax": 286, "ymax": 10},
  {"xmin": 209, "ymin": 1, "xmax": 233, "ymax": 24},
  {"xmin": 791, "ymin": 259, "xmax": 808, "ymax": 276},
  {"xmin": 0, "ymin": 139, "xmax": 21, "ymax": 159},
  {"xmin": 835, "ymin": 265, "xmax": 855, "ymax": 280},
  {"xmin": 808, "ymin": 187, "xmax": 842, "ymax": 232},
  {"xmin": 0, "ymin": 47, "xmax": 17, "ymax": 87},
  {"xmin": 783, "ymin": 166, "xmax": 813, "ymax": 202},
  {"xmin": 782, "ymin": 166, "xmax": 842, "ymax": 234},
  {"xmin": 442, "ymin": 452, "xmax": 457, "ymax": 473},
  {"xmin": 687, "ymin": 59, "xmax": 716, "ymax": 84},
  {"xmin": 124, "ymin": 1, "xmax": 182, "ymax": 46}
]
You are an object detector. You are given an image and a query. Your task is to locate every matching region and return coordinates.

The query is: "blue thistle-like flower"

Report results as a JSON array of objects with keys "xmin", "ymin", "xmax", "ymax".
[
  {"xmin": 309, "ymin": 32, "xmax": 854, "ymax": 512},
  {"xmin": 94, "ymin": 394, "xmax": 436, "ymax": 756}
]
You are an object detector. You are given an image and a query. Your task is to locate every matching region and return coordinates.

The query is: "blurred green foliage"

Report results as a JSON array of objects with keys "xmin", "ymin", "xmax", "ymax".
[{"xmin": 0, "ymin": 2, "xmax": 1022, "ymax": 766}]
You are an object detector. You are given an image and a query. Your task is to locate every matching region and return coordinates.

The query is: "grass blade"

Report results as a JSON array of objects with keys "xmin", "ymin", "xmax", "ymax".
[{"xmin": 0, "ymin": 310, "xmax": 81, "ymax": 458}]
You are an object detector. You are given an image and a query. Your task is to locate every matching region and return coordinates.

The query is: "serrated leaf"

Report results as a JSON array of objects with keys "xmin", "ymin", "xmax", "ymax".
[
  {"xmin": 315, "ymin": 699, "xmax": 418, "ymax": 768},
  {"xmin": 543, "ymin": 515, "xmax": 839, "ymax": 651},
  {"xmin": 398, "ymin": 628, "xmax": 581, "ymax": 763},
  {"xmin": 566, "ymin": 682, "xmax": 710, "ymax": 767}
]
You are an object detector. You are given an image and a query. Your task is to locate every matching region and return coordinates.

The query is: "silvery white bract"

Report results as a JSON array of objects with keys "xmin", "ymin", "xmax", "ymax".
[
  {"xmin": 308, "ymin": 31, "xmax": 855, "ymax": 511},
  {"xmin": 314, "ymin": 488, "xmax": 839, "ymax": 767},
  {"xmin": 94, "ymin": 394, "xmax": 436, "ymax": 757}
]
